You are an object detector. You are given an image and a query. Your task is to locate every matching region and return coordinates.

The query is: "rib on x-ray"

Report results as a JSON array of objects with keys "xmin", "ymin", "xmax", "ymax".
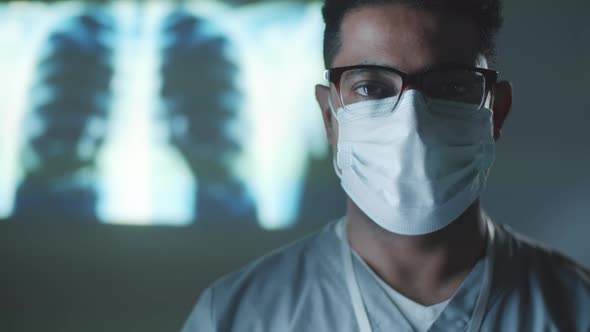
[{"xmin": 14, "ymin": 11, "xmax": 115, "ymax": 222}]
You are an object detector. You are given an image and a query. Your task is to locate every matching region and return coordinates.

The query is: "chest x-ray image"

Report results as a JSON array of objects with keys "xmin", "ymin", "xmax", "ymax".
[{"xmin": 0, "ymin": 1, "xmax": 345, "ymax": 228}]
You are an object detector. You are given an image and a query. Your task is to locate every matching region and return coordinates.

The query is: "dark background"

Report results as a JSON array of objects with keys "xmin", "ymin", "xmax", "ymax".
[{"xmin": 1, "ymin": 0, "xmax": 589, "ymax": 331}]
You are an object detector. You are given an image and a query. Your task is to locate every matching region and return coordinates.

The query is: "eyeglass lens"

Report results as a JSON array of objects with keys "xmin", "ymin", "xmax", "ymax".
[{"xmin": 336, "ymin": 67, "xmax": 487, "ymax": 113}]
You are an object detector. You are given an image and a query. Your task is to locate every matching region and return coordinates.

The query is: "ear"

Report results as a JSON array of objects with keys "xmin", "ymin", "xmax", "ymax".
[
  {"xmin": 315, "ymin": 84, "xmax": 337, "ymax": 146},
  {"xmin": 492, "ymin": 81, "xmax": 513, "ymax": 141}
]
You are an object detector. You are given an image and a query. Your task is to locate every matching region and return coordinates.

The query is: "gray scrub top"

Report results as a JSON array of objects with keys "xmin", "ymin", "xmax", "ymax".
[{"xmin": 182, "ymin": 218, "xmax": 590, "ymax": 332}]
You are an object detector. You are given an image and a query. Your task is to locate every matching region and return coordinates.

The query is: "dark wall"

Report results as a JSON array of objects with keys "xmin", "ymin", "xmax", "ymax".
[
  {"xmin": 0, "ymin": 220, "xmax": 317, "ymax": 332},
  {"xmin": 483, "ymin": 2, "xmax": 590, "ymax": 265}
]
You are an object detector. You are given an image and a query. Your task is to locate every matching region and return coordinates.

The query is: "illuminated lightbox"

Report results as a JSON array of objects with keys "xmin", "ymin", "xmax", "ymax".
[{"xmin": 0, "ymin": 1, "xmax": 344, "ymax": 228}]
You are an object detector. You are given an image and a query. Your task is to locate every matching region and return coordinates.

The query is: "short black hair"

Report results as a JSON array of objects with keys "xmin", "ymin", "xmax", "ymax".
[{"xmin": 321, "ymin": 0, "xmax": 503, "ymax": 69}]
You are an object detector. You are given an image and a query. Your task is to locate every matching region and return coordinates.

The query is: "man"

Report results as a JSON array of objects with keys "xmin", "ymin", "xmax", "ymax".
[{"xmin": 182, "ymin": 1, "xmax": 590, "ymax": 331}]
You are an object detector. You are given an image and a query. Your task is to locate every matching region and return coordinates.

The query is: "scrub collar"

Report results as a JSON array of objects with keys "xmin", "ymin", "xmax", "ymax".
[{"xmin": 336, "ymin": 217, "xmax": 496, "ymax": 332}]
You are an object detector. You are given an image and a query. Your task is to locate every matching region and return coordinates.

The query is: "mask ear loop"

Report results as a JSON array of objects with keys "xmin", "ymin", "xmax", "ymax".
[
  {"xmin": 333, "ymin": 154, "xmax": 342, "ymax": 178},
  {"xmin": 328, "ymin": 97, "xmax": 343, "ymax": 178},
  {"xmin": 328, "ymin": 93, "xmax": 339, "ymax": 119}
]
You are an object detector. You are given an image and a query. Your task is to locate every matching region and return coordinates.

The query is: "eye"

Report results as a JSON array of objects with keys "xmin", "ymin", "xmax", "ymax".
[
  {"xmin": 440, "ymin": 81, "xmax": 469, "ymax": 97},
  {"xmin": 352, "ymin": 82, "xmax": 394, "ymax": 99}
]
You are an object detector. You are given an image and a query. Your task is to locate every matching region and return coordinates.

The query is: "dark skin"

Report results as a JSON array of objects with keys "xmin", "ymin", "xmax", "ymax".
[{"xmin": 315, "ymin": 4, "xmax": 512, "ymax": 306}]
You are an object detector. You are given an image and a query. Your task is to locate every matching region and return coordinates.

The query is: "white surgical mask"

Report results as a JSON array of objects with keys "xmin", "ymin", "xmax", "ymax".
[{"xmin": 330, "ymin": 90, "xmax": 495, "ymax": 235}]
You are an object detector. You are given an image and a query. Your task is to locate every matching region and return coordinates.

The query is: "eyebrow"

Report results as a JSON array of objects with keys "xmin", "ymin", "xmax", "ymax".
[
  {"xmin": 354, "ymin": 60, "xmax": 480, "ymax": 74},
  {"xmin": 420, "ymin": 61, "xmax": 479, "ymax": 72},
  {"xmin": 357, "ymin": 60, "xmax": 403, "ymax": 72},
  {"xmin": 342, "ymin": 67, "xmax": 395, "ymax": 81}
]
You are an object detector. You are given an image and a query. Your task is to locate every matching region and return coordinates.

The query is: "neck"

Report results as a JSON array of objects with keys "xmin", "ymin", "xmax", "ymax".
[{"xmin": 346, "ymin": 199, "xmax": 487, "ymax": 305}]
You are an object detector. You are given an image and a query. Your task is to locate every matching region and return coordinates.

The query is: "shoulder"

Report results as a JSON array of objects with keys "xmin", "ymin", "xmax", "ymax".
[
  {"xmin": 210, "ymin": 219, "xmax": 343, "ymax": 298},
  {"xmin": 183, "ymin": 220, "xmax": 349, "ymax": 331},
  {"xmin": 489, "ymin": 223, "xmax": 590, "ymax": 329},
  {"xmin": 496, "ymin": 223, "xmax": 590, "ymax": 287}
]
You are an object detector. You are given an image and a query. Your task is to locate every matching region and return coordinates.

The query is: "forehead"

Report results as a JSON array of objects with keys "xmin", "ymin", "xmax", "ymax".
[{"xmin": 333, "ymin": 4, "xmax": 483, "ymax": 72}]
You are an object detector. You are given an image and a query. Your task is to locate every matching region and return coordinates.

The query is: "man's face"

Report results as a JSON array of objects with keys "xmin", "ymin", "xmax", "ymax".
[{"xmin": 316, "ymin": 3, "xmax": 511, "ymax": 149}]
